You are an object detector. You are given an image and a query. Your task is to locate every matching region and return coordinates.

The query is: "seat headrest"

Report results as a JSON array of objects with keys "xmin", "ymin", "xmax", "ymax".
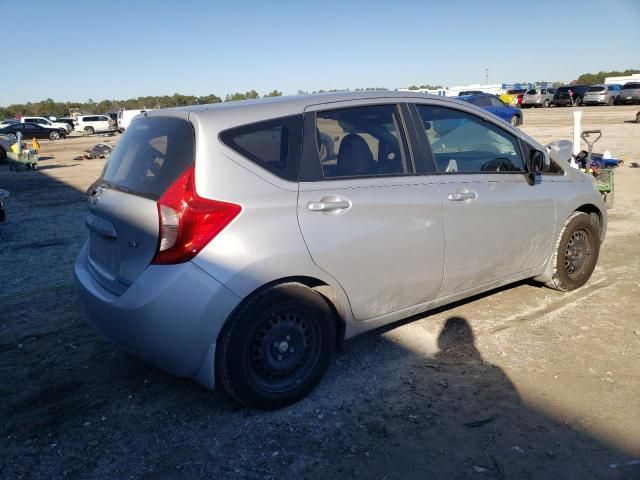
[{"xmin": 337, "ymin": 134, "xmax": 374, "ymax": 176}]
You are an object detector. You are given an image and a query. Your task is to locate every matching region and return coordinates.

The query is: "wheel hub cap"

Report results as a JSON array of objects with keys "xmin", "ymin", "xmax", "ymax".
[{"xmin": 564, "ymin": 230, "xmax": 590, "ymax": 276}]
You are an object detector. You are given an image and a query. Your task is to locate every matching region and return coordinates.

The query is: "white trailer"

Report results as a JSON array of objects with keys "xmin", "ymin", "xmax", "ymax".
[{"xmin": 117, "ymin": 109, "xmax": 154, "ymax": 132}]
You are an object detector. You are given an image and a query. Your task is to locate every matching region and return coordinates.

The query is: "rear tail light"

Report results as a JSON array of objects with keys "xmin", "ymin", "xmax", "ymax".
[{"xmin": 151, "ymin": 165, "xmax": 241, "ymax": 265}]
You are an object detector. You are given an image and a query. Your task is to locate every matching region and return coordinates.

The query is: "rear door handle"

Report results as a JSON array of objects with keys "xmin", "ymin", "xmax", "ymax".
[
  {"xmin": 307, "ymin": 196, "xmax": 352, "ymax": 212},
  {"xmin": 447, "ymin": 190, "xmax": 477, "ymax": 202}
]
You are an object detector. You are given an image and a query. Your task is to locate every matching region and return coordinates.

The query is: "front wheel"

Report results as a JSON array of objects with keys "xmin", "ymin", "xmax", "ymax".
[
  {"xmin": 218, "ymin": 283, "xmax": 336, "ymax": 409},
  {"xmin": 545, "ymin": 212, "xmax": 600, "ymax": 291},
  {"xmin": 49, "ymin": 131, "xmax": 60, "ymax": 140}
]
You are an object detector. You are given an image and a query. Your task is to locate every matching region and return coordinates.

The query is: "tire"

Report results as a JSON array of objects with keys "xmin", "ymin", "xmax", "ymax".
[
  {"xmin": 84, "ymin": 126, "xmax": 95, "ymax": 136},
  {"xmin": 604, "ymin": 190, "xmax": 614, "ymax": 209},
  {"xmin": 218, "ymin": 282, "xmax": 336, "ymax": 409},
  {"xmin": 543, "ymin": 99, "xmax": 550, "ymax": 108},
  {"xmin": 545, "ymin": 212, "xmax": 600, "ymax": 291},
  {"xmin": 510, "ymin": 115, "xmax": 519, "ymax": 126},
  {"xmin": 574, "ymin": 97, "xmax": 581, "ymax": 107},
  {"xmin": 49, "ymin": 131, "xmax": 60, "ymax": 140},
  {"xmin": 608, "ymin": 96, "xmax": 615, "ymax": 106}
]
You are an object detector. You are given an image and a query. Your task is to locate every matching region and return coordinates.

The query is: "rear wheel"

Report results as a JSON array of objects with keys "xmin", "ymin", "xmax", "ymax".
[
  {"xmin": 84, "ymin": 126, "xmax": 95, "ymax": 136},
  {"xmin": 49, "ymin": 131, "xmax": 60, "ymax": 140},
  {"xmin": 608, "ymin": 96, "xmax": 615, "ymax": 106},
  {"xmin": 545, "ymin": 212, "xmax": 600, "ymax": 291},
  {"xmin": 543, "ymin": 99, "xmax": 550, "ymax": 108},
  {"xmin": 218, "ymin": 283, "xmax": 336, "ymax": 409}
]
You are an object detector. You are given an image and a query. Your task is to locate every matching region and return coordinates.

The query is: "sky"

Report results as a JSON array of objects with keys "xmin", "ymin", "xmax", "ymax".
[{"xmin": 0, "ymin": 0, "xmax": 638, "ymax": 106}]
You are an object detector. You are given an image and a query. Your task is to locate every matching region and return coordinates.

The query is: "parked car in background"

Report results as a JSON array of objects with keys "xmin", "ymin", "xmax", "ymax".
[
  {"xmin": 73, "ymin": 91, "xmax": 604, "ymax": 410},
  {"xmin": 618, "ymin": 82, "xmax": 640, "ymax": 104},
  {"xmin": 21, "ymin": 116, "xmax": 72, "ymax": 133},
  {"xmin": 458, "ymin": 93, "xmax": 523, "ymax": 125},
  {"xmin": 506, "ymin": 89, "xmax": 527, "ymax": 107},
  {"xmin": 552, "ymin": 85, "xmax": 588, "ymax": 107},
  {"xmin": 521, "ymin": 88, "xmax": 556, "ymax": 108},
  {"xmin": 0, "ymin": 119, "xmax": 20, "ymax": 129},
  {"xmin": 0, "ymin": 122, "xmax": 67, "ymax": 140},
  {"xmin": 55, "ymin": 117, "xmax": 76, "ymax": 131},
  {"xmin": 457, "ymin": 90, "xmax": 484, "ymax": 96},
  {"xmin": 583, "ymin": 84, "xmax": 621, "ymax": 106},
  {"xmin": 75, "ymin": 115, "xmax": 115, "ymax": 135}
]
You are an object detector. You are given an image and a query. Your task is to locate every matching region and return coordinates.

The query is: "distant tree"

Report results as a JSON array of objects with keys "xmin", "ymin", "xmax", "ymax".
[
  {"xmin": 574, "ymin": 68, "xmax": 640, "ymax": 85},
  {"xmin": 407, "ymin": 85, "xmax": 419, "ymax": 90},
  {"xmin": 264, "ymin": 90, "xmax": 283, "ymax": 98}
]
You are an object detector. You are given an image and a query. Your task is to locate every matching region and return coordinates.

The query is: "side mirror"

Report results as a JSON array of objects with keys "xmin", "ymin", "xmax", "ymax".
[{"xmin": 526, "ymin": 150, "xmax": 546, "ymax": 185}]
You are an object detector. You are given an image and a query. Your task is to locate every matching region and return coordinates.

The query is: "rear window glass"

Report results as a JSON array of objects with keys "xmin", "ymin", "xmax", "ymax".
[
  {"xmin": 525, "ymin": 89, "xmax": 537, "ymax": 94},
  {"xmin": 556, "ymin": 87, "xmax": 571, "ymax": 93},
  {"xmin": 102, "ymin": 116, "xmax": 194, "ymax": 199},
  {"xmin": 220, "ymin": 115, "xmax": 302, "ymax": 181},
  {"xmin": 587, "ymin": 86, "xmax": 606, "ymax": 92},
  {"xmin": 623, "ymin": 83, "xmax": 640, "ymax": 89}
]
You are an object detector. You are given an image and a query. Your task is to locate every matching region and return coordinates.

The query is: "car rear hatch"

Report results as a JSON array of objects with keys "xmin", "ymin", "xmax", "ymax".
[
  {"xmin": 85, "ymin": 115, "xmax": 194, "ymax": 295},
  {"xmin": 585, "ymin": 86, "xmax": 606, "ymax": 100}
]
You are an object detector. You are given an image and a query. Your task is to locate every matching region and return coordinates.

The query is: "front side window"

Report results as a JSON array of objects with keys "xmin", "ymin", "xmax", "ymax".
[
  {"xmin": 315, "ymin": 105, "xmax": 409, "ymax": 179},
  {"xmin": 220, "ymin": 115, "xmax": 302, "ymax": 181},
  {"xmin": 416, "ymin": 105, "xmax": 524, "ymax": 174}
]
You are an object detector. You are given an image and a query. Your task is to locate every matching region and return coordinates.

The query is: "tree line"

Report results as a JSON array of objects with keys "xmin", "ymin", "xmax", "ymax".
[
  {"xmin": 574, "ymin": 69, "xmax": 639, "ymax": 86},
  {"xmin": 0, "ymin": 90, "xmax": 284, "ymax": 120}
]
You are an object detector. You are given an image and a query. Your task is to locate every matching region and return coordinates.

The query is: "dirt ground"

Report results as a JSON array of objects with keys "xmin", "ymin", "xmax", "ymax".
[{"xmin": 0, "ymin": 105, "xmax": 639, "ymax": 479}]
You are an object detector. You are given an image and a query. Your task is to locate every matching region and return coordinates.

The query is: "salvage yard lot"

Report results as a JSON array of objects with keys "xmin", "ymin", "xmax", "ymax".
[{"xmin": 1, "ymin": 105, "xmax": 639, "ymax": 479}]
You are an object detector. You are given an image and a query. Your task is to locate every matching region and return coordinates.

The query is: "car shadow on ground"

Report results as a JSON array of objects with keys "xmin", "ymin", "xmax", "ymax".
[{"xmin": 0, "ymin": 163, "xmax": 638, "ymax": 479}]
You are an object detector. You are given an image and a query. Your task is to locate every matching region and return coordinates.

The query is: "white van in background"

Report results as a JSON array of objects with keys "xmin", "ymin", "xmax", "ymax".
[{"xmin": 117, "ymin": 109, "xmax": 154, "ymax": 132}]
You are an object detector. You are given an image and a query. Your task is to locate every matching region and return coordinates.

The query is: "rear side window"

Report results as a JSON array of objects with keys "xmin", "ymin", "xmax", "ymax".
[
  {"xmin": 315, "ymin": 104, "xmax": 410, "ymax": 179},
  {"xmin": 624, "ymin": 82, "xmax": 640, "ymax": 89},
  {"xmin": 102, "ymin": 117, "xmax": 194, "ymax": 199},
  {"xmin": 220, "ymin": 115, "xmax": 302, "ymax": 181}
]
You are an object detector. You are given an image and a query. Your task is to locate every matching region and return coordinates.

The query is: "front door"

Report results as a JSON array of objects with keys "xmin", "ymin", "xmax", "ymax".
[
  {"xmin": 297, "ymin": 103, "xmax": 445, "ymax": 321},
  {"xmin": 413, "ymin": 103, "xmax": 556, "ymax": 297}
]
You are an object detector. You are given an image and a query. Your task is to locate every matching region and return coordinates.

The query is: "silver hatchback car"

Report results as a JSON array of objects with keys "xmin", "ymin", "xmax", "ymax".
[
  {"xmin": 521, "ymin": 88, "xmax": 556, "ymax": 108},
  {"xmin": 75, "ymin": 92, "xmax": 607, "ymax": 409}
]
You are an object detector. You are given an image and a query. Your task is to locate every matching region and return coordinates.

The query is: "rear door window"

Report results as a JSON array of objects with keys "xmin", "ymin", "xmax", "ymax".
[
  {"xmin": 220, "ymin": 115, "xmax": 302, "ymax": 181},
  {"xmin": 315, "ymin": 104, "xmax": 410, "ymax": 179},
  {"xmin": 102, "ymin": 117, "xmax": 194, "ymax": 199}
]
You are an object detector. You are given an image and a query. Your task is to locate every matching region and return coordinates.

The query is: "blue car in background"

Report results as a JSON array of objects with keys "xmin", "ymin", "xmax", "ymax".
[{"xmin": 458, "ymin": 94, "xmax": 523, "ymax": 126}]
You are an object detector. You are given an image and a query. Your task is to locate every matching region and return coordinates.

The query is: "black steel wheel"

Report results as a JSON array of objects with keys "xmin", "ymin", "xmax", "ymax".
[
  {"xmin": 546, "ymin": 212, "xmax": 600, "ymax": 291},
  {"xmin": 218, "ymin": 283, "xmax": 336, "ymax": 409}
]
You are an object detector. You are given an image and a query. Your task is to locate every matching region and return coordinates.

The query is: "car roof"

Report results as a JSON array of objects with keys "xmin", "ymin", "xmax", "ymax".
[{"xmin": 154, "ymin": 91, "xmax": 452, "ymax": 118}]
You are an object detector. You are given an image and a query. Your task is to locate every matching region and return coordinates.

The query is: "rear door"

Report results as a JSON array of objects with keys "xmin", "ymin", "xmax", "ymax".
[
  {"xmin": 411, "ymin": 102, "xmax": 555, "ymax": 297},
  {"xmin": 85, "ymin": 114, "xmax": 194, "ymax": 295},
  {"xmin": 297, "ymin": 102, "xmax": 445, "ymax": 321}
]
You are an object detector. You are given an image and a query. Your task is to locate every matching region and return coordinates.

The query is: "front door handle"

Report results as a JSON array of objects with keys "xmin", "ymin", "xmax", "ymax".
[
  {"xmin": 447, "ymin": 190, "xmax": 477, "ymax": 202},
  {"xmin": 307, "ymin": 196, "xmax": 352, "ymax": 212}
]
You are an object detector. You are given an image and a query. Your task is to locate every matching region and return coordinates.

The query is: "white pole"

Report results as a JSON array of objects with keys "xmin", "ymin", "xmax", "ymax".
[{"xmin": 572, "ymin": 109, "xmax": 582, "ymax": 156}]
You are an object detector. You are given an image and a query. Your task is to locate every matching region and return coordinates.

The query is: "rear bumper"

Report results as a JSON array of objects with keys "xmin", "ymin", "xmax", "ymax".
[{"xmin": 74, "ymin": 242, "xmax": 241, "ymax": 388}]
